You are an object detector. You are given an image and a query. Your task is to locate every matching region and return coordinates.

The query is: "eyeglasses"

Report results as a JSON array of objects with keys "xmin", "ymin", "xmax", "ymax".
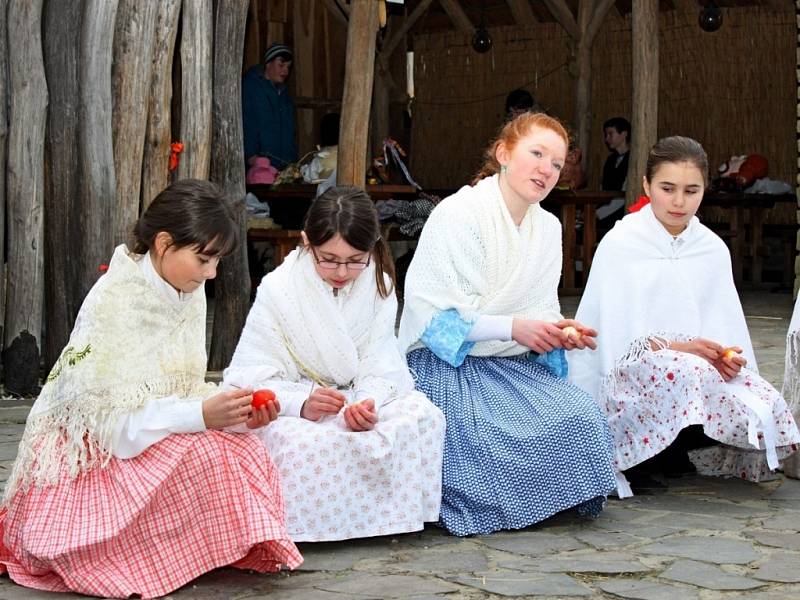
[{"xmin": 310, "ymin": 247, "xmax": 371, "ymax": 271}]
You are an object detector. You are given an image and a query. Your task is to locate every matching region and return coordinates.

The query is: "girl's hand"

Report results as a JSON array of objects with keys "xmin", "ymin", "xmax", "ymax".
[
  {"xmin": 246, "ymin": 395, "xmax": 280, "ymax": 429},
  {"xmin": 202, "ymin": 388, "xmax": 255, "ymax": 429},
  {"xmin": 714, "ymin": 346, "xmax": 747, "ymax": 381},
  {"xmin": 511, "ymin": 319, "xmax": 565, "ymax": 354},
  {"xmin": 343, "ymin": 399, "xmax": 378, "ymax": 432},
  {"xmin": 670, "ymin": 338, "xmax": 723, "ymax": 364},
  {"xmin": 555, "ymin": 319, "xmax": 598, "ymax": 351},
  {"xmin": 301, "ymin": 387, "xmax": 346, "ymax": 421}
]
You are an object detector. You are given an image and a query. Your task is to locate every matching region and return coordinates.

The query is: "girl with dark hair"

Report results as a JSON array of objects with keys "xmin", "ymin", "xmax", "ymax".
[
  {"xmin": 569, "ymin": 136, "xmax": 800, "ymax": 495},
  {"xmin": 0, "ymin": 179, "xmax": 301, "ymax": 598},
  {"xmin": 225, "ymin": 185, "xmax": 445, "ymax": 542},
  {"xmin": 399, "ymin": 113, "xmax": 616, "ymax": 536}
]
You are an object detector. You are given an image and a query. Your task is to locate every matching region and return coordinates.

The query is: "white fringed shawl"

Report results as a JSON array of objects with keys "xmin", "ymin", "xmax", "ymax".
[
  {"xmin": 398, "ymin": 174, "xmax": 563, "ymax": 357},
  {"xmin": 4, "ymin": 246, "xmax": 215, "ymax": 500},
  {"xmin": 225, "ymin": 248, "xmax": 414, "ymax": 406},
  {"xmin": 781, "ymin": 297, "xmax": 800, "ymax": 476},
  {"xmin": 568, "ymin": 204, "xmax": 757, "ymax": 402}
]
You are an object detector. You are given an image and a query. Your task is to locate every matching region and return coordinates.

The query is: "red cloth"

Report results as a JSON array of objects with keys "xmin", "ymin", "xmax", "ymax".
[
  {"xmin": 628, "ymin": 195, "xmax": 651, "ymax": 213},
  {"xmin": 0, "ymin": 431, "xmax": 302, "ymax": 599}
]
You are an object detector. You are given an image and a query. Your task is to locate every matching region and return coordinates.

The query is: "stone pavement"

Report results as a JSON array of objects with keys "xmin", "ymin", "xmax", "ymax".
[{"xmin": 0, "ymin": 292, "xmax": 798, "ymax": 599}]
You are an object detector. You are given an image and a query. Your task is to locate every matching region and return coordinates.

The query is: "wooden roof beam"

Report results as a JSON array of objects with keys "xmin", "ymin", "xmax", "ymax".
[
  {"xmin": 506, "ymin": 0, "xmax": 538, "ymax": 28},
  {"xmin": 438, "ymin": 0, "xmax": 473, "ymax": 35},
  {"xmin": 382, "ymin": 0, "xmax": 435, "ymax": 59},
  {"xmin": 320, "ymin": 0, "xmax": 349, "ymax": 26},
  {"xmin": 542, "ymin": 0, "xmax": 579, "ymax": 40}
]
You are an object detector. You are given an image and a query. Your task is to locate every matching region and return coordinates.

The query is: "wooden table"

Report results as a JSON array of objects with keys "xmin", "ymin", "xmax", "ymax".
[
  {"xmin": 699, "ymin": 192, "xmax": 796, "ymax": 287},
  {"xmin": 542, "ymin": 190, "xmax": 620, "ymax": 294}
]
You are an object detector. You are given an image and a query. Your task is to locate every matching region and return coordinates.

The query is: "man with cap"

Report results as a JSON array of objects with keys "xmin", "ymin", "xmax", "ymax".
[{"xmin": 242, "ymin": 43, "xmax": 298, "ymax": 170}]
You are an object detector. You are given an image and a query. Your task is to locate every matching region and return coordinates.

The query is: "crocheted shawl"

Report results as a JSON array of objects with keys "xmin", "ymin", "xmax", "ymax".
[
  {"xmin": 567, "ymin": 204, "xmax": 756, "ymax": 402},
  {"xmin": 782, "ymin": 297, "xmax": 800, "ymax": 476},
  {"xmin": 398, "ymin": 174, "xmax": 563, "ymax": 357},
  {"xmin": 225, "ymin": 248, "xmax": 414, "ymax": 405},
  {"xmin": 4, "ymin": 246, "xmax": 215, "ymax": 500}
]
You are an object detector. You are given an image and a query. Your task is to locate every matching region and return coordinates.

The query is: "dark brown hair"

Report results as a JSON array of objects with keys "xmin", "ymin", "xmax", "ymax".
[
  {"xmin": 645, "ymin": 136, "xmax": 709, "ymax": 186},
  {"xmin": 303, "ymin": 186, "xmax": 395, "ymax": 298},
  {"xmin": 132, "ymin": 179, "xmax": 240, "ymax": 256},
  {"xmin": 472, "ymin": 112, "xmax": 570, "ymax": 184}
]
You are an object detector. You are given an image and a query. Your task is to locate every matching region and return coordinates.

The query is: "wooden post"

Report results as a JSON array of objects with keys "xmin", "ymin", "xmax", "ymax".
[
  {"xmin": 627, "ymin": 0, "xmax": 659, "ymax": 207},
  {"xmin": 0, "ymin": 0, "xmax": 8, "ymax": 355},
  {"xmin": 267, "ymin": 0, "xmax": 288, "ymax": 44},
  {"xmin": 544, "ymin": 0, "xmax": 614, "ymax": 170},
  {"xmin": 141, "ymin": 0, "xmax": 181, "ymax": 209},
  {"xmin": 112, "ymin": 0, "xmax": 158, "ymax": 245},
  {"xmin": 178, "ymin": 0, "xmax": 213, "ymax": 181},
  {"xmin": 5, "ymin": 0, "xmax": 47, "ymax": 395},
  {"xmin": 43, "ymin": 0, "xmax": 82, "ymax": 369},
  {"xmin": 208, "ymin": 0, "xmax": 250, "ymax": 371},
  {"xmin": 337, "ymin": 0, "xmax": 380, "ymax": 187},
  {"xmin": 78, "ymin": 0, "xmax": 118, "ymax": 306},
  {"xmin": 293, "ymin": 0, "xmax": 316, "ymax": 156}
]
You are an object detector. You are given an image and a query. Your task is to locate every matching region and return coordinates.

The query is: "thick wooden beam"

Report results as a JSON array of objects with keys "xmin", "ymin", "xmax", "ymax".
[
  {"xmin": 208, "ymin": 0, "xmax": 250, "ymax": 371},
  {"xmin": 586, "ymin": 0, "xmax": 616, "ymax": 46},
  {"xmin": 382, "ymin": 0, "xmax": 435, "ymax": 60},
  {"xmin": 627, "ymin": 0, "xmax": 659, "ymax": 207},
  {"xmin": 112, "ymin": 0, "xmax": 158, "ymax": 245},
  {"xmin": 337, "ymin": 0, "xmax": 380, "ymax": 188},
  {"xmin": 542, "ymin": 0, "xmax": 579, "ymax": 39},
  {"xmin": 78, "ymin": 0, "xmax": 118, "ymax": 305},
  {"xmin": 5, "ymin": 0, "xmax": 47, "ymax": 395},
  {"xmin": 320, "ymin": 0, "xmax": 349, "ymax": 26},
  {"xmin": 506, "ymin": 0, "xmax": 537, "ymax": 28},
  {"xmin": 178, "ymin": 0, "xmax": 213, "ymax": 181},
  {"xmin": 0, "ymin": 0, "xmax": 8, "ymax": 354},
  {"xmin": 439, "ymin": 0, "xmax": 473, "ymax": 36},
  {"xmin": 43, "ymin": 0, "xmax": 81, "ymax": 369},
  {"xmin": 141, "ymin": 0, "xmax": 180, "ymax": 209}
]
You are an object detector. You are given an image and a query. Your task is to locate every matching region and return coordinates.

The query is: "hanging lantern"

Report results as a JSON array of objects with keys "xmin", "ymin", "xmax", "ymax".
[
  {"xmin": 472, "ymin": 26, "xmax": 492, "ymax": 53},
  {"xmin": 699, "ymin": 2, "xmax": 723, "ymax": 33}
]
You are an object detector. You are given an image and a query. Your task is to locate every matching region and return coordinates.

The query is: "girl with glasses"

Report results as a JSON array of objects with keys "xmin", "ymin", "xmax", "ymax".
[{"xmin": 225, "ymin": 186, "xmax": 445, "ymax": 542}]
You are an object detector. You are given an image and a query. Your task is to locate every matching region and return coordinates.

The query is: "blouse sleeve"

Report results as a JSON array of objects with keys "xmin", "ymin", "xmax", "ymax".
[{"xmin": 111, "ymin": 395, "xmax": 206, "ymax": 459}]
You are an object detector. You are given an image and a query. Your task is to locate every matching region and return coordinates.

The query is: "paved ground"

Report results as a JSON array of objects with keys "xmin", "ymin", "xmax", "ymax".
[{"xmin": 0, "ymin": 292, "xmax": 798, "ymax": 599}]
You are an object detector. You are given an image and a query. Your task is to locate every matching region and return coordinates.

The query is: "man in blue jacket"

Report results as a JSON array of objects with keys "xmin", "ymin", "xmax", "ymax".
[{"xmin": 242, "ymin": 43, "xmax": 298, "ymax": 170}]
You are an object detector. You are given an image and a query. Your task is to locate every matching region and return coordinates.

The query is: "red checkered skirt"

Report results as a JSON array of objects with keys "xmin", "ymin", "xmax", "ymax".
[{"xmin": 0, "ymin": 431, "xmax": 302, "ymax": 598}]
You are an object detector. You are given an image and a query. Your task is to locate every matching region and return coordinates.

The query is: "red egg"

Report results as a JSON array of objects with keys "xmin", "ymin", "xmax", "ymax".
[{"xmin": 252, "ymin": 389, "xmax": 276, "ymax": 410}]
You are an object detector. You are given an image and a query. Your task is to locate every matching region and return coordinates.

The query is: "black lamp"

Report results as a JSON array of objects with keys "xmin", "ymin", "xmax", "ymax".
[
  {"xmin": 699, "ymin": 2, "xmax": 723, "ymax": 33},
  {"xmin": 472, "ymin": 0, "xmax": 492, "ymax": 53}
]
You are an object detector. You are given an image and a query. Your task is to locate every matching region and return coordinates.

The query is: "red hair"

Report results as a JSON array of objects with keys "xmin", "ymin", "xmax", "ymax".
[{"xmin": 472, "ymin": 112, "xmax": 570, "ymax": 185}]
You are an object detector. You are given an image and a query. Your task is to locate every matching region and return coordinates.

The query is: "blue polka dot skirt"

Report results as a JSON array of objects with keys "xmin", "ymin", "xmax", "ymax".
[{"xmin": 407, "ymin": 347, "xmax": 617, "ymax": 536}]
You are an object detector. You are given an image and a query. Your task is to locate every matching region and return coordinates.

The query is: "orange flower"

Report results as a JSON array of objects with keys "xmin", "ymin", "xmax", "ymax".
[{"xmin": 169, "ymin": 142, "xmax": 185, "ymax": 172}]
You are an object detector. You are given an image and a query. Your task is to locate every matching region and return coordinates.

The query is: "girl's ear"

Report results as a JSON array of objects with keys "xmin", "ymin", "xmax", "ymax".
[
  {"xmin": 641, "ymin": 176, "xmax": 651, "ymax": 198},
  {"xmin": 300, "ymin": 231, "xmax": 309, "ymax": 248},
  {"xmin": 154, "ymin": 231, "xmax": 174, "ymax": 258}
]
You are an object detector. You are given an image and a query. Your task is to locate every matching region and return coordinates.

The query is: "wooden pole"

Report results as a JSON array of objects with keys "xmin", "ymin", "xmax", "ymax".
[
  {"xmin": 178, "ymin": 0, "xmax": 213, "ymax": 181},
  {"xmin": 208, "ymin": 0, "xmax": 250, "ymax": 371},
  {"xmin": 5, "ymin": 0, "xmax": 47, "ymax": 395},
  {"xmin": 78, "ymin": 0, "xmax": 118, "ymax": 306},
  {"xmin": 112, "ymin": 0, "xmax": 158, "ymax": 245},
  {"xmin": 141, "ymin": 0, "xmax": 181, "ymax": 209},
  {"xmin": 43, "ymin": 0, "xmax": 82, "ymax": 369},
  {"xmin": 0, "ymin": 0, "xmax": 8, "ymax": 356},
  {"xmin": 627, "ymin": 0, "xmax": 659, "ymax": 207},
  {"xmin": 337, "ymin": 0, "xmax": 380, "ymax": 187},
  {"xmin": 293, "ymin": 0, "xmax": 316, "ymax": 156}
]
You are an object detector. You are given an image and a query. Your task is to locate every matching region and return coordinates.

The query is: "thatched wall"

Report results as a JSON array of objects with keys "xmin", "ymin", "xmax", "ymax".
[{"xmin": 410, "ymin": 0, "xmax": 795, "ymax": 224}]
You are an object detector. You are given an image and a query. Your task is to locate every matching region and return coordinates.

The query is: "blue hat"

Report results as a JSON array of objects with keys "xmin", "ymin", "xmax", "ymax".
[{"xmin": 264, "ymin": 43, "xmax": 293, "ymax": 64}]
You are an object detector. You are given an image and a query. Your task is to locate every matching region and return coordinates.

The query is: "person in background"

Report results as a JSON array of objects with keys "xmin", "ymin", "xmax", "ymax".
[
  {"xmin": 504, "ymin": 88, "xmax": 544, "ymax": 121},
  {"xmin": 242, "ymin": 43, "xmax": 298, "ymax": 170},
  {"xmin": 596, "ymin": 117, "xmax": 631, "ymax": 224}
]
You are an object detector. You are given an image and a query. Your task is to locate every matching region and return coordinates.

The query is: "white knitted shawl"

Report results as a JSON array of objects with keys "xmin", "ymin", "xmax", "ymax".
[
  {"xmin": 225, "ymin": 248, "xmax": 414, "ymax": 406},
  {"xmin": 568, "ymin": 204, "xmax": 757, "ymax": 402},
  {"xmin": 398, "ymin": 174, "xmax": 563, "ymax": 357},
  {"xmin": 4, "ymin": 245, "xmax": 215, "ymax": 500},
  {"xmin": 781, "ymin": 297, "xmax": 800, "ymax": 476}
]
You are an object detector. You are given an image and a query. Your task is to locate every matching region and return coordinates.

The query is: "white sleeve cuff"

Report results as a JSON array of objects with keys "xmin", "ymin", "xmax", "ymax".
[{"xmin": 465, "ymin": 314, "xmax": 513, "ymax": 342}]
